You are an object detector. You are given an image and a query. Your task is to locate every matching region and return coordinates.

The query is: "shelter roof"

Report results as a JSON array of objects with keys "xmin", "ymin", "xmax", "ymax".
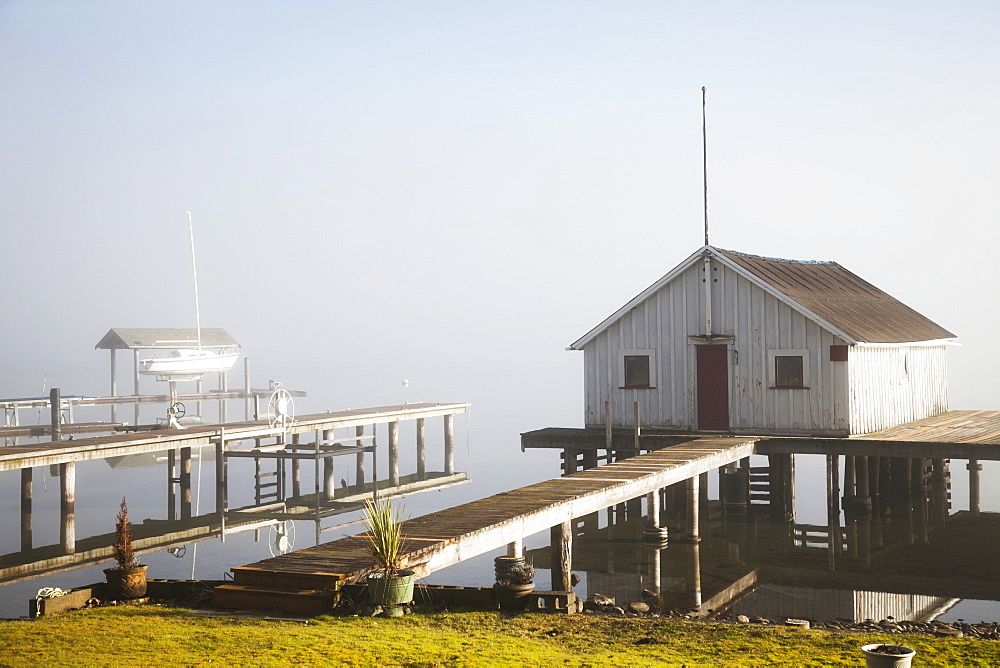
[
  {"xmin": 95, "ymin": 328, "xmax": 239, "ymax": 350},
  {"xmin": 569, "ymin": 245, "xmax": 955, "ymax": 349}
]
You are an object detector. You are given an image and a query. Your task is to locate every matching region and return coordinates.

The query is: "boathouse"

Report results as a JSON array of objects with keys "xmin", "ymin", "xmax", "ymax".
[{"xmin": 568, "ymin": 245, "xmax": 956, "ymax": 436}]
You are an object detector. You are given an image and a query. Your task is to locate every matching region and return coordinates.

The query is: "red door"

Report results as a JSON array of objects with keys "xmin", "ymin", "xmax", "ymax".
[{"xmin": 696, "ymin": 345, "xmax": 729, "ymax": 431}]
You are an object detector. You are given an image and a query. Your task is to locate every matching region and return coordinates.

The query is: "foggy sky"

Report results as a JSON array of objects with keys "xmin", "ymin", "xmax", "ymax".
[{"xmin": 2, "ymin": 1, "xmax": 998, "ymax": 470}]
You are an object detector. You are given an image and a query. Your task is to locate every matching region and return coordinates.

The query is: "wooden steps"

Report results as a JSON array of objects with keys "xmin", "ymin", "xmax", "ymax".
[{"xmin": 213, "ymin": 583, "xmax": 339, "ymax": 615}]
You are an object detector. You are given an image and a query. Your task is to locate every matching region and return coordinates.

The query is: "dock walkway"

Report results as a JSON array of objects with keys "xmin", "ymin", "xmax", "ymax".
[{"xmin": 216, "ymin": 436, "xmax": 756, "ymax": 612}]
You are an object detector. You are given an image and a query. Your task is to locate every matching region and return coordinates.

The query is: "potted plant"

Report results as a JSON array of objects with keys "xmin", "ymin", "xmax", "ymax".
[
  {"xmin": 103, "ymin": 495, "xmax": 148, "ymax": 600},
  {"xmin": 861, "ymin": 643, "xmax": 916, "ymax": 668},
  {"xmin": 493, "ymin": 556, "xmax": 535, "ymax": 610},
  {"xmin": 362, "ymin": 498, "xmax": 415, "ymax": 607}
]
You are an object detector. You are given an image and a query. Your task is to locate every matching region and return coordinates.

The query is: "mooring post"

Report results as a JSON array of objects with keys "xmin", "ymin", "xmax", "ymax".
[
  {"xmin": 219, "ymin": 371, "xmax": 228, "ymax": 423},
  {"xmin": 969, "ymin": 459, "xmax": 982, "ymax": 516},
  {"xmin": 49, "ymin": 388, "xmax": 61, "ymax": 442},
  {"xmin": 444, "ymin": 413, "xmax": 455, "ymax": 476},
  {"xmin": 60, "ymin": 461, "xmax": 75, "ymax": 555},
  {"xmin": 646, "ymin": 491, "xmax": 659, "ymax": 528},
  {"xmin": 416, "ymin": 418, "xmax": 426, "ymax": 479},
  {"xmin": 167, "ymin": 449, "xmax": 177, "ymax": 520},
  {"xmin": 506, "ymin": 537, "xmax": 523, "ymax": 558},
  {"xmin": 20, "ymin": 467, "xmax": 32, "ymax": 551},
  {"xmin": 389, "ymin": 421, "xmax": 400, "ymax": 487},
  {"xmin": 133, "ymin": 349, "xmax": 141, "ymax": 427},
  {"xmin": 682, "ymin": 475, "xmax": 701, "ymax": 543},
  {"xmin": 687, "ymin": 541, "xmax": 703, "ymax": 611},
  {"xmin": 215, "ymin": 428, "xmax": 229, "ymax": 518},
  {"xmin": 110, "ymin": 349, "xmax": 117, "ymax": 424},
  {"xmin": 291, "ymin": 432, "xmax": 302, "ymax": 497},
  {"xmin": 322, "ymin": 429, "xmax": 335, "ymax": 501},
  {"xmin": 244, "ymin": 358, "xmax": 252, "ymax": 420},
  {"xmin": 550, "ymin": 520, "xmax": 573, "ymax": 591},
  {"xmin": 604, "ymin": 400, "xmax": 612, "ymax": 450},
  {"xmin": 931, "ymin": 458, "xmax": 948, "ymax": 524},
  {"xmin": 180, "ymin": 447, "xmax": 192, "ymax": 520},
  {"xmin": 633, "ymin": 401, "xmax": 641, "ymax": 451},
  {"xmin": 355, "ymin": 425, "xmax": 366, "ymax": 492},
  {"xmin": 826, "ymin": 454, "xmax": 841, "ymax": 561}
]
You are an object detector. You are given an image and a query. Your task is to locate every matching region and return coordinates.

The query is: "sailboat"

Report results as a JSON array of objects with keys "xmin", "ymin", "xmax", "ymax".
[{"xmin": 139, "ymin": 212, "xmax": 240, "ymax": 381}]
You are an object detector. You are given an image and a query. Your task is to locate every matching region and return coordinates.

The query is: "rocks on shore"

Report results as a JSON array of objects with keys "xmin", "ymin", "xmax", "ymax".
[{"xmin": 579, "ymin": 594, "xmax": 1000, "ymax": 640}]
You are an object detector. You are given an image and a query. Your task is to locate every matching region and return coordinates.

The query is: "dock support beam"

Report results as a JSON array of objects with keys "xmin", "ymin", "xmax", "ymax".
[
  {"xmin": 444, "ymin": 414, "xmax": 454, "ymax": 476},
  {"xmin": 506, "ymin": 537, "xmax": 523, "ymax": 558},
  {"xmin": 355, "ymin": 426, "xmax": 366, "ymax": 492},
  {"xmin": 21, "ymin": 467, "xmax": 32, "ymax": 551},
  {"xmin": 49, "ymin": 388, "xmax": 61, "ymax": 442},
  {"xmin": 969, "ymin": 460, "xmax": 982, "ymax": 516},
  {"xmin": 322, "ymin": 429, "xmax": 335, "ymax": 500},
  {"xmin": 681, "ymin": 475, "xmax": 701, "ymax": 543},
  {"xmin": 604, "ymin": 401, "xmax": 612, "ymax": 450},
  {"xmin": 416, "ymin": 418, "xmax": 426, "ymax": 479},
  {"xmin": 550, "ymin": 521, "xmax": 573, "ymax": 592},
  {"xmin": 215, "ymin": 429, "xmax": 229, "ymax": 521},
  {"xmin": 110, "ymin": 349, "xmax": 117, "ymax": 424},
  {"xmin": 180, "ymin": 447, "xmax": 192, "ymax": 519},
  {"xmin": 389, "ymin": 421, "xmax": 400, "ymax": 487},
  {"xmin": 60, "ymin": 461, "xmax": 75, "ymax": 555}
]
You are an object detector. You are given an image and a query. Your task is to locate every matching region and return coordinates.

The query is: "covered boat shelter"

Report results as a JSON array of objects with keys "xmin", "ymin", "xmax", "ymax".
[{"xmin": 95, "ymin": 328, "xmax": 240, "ymax": 425}]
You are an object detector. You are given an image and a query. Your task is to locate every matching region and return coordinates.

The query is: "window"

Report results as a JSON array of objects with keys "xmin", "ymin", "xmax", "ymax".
[
  {"xmin": 619, "ymin": 348, "xmax": 656, "ymax": 389},
  {"xmin": 624, "ymin": 355, "xmax": 650, "ymax": 387},
  {"xmin": 768, "ymin": 348, "xmax": 809, "ymax": 389},
  {"xmin": 775, "ymin": 356, "xmax": 803, "ymax": 387}
]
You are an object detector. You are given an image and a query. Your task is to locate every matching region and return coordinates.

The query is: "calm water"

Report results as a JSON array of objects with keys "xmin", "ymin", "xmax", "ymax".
[{"xmin": 3, "ymin": 409, "xmax": 1000, "ymax": 624}]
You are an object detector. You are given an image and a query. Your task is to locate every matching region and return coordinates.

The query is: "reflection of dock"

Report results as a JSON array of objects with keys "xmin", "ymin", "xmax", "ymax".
[{"xmin": 3, "ymin": 402, "xmax": 470, "ymax": 582}]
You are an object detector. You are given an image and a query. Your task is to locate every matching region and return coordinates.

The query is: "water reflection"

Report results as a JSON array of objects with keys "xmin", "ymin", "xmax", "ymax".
[{"xmin": 518, "ymin": 452, "xmax": 1000, "ymax": 623}]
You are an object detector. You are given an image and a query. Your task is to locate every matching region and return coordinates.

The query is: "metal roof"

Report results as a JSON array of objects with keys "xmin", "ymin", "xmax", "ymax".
[
  {"xmin": 570, "ymin": 245, "xmax": 955, "ymax": 349},
  {"xmin": 95, "ymin": 328, "xmax": 240, "ymax": 350},
  {"xmin": 714, "ymin": 248, "xmax": 956, "ymax": 344}
]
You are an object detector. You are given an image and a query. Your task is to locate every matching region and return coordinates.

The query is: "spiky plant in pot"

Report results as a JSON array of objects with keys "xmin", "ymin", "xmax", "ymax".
[{"xmin": 104, "ymin": 495, "xmax": 148, "ymax": 600}]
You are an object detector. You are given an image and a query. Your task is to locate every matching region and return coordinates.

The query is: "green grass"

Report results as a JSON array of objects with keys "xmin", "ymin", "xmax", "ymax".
[{"xmin": 1, "ymin": 607, "xmax": 998, "ymax": 666}]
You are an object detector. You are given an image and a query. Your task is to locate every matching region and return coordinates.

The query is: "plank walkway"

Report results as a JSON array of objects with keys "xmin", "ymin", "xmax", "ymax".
[
  {"xmin": 0, "ymin": 402, "xmax": 469, "ymax": 471},
  {"xmin": 228, "ymin": 436, "xmax": 757, "ymax": 590}
]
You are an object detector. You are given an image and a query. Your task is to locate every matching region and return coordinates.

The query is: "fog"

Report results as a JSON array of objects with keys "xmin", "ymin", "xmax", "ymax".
[{"xmin": 2, "ymin": 1, "xmax": 999, "ymax": 473}]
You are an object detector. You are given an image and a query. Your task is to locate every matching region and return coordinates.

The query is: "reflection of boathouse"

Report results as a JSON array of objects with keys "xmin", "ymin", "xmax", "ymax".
[{"xmin": 569, "ymin": 246, "xmax": 956, "ymax": 435}]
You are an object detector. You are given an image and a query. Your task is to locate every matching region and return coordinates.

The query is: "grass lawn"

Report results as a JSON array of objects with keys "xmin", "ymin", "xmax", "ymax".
[{"xmin": 2, "ymin": 606, "xmax": 998, "ymax": 666}]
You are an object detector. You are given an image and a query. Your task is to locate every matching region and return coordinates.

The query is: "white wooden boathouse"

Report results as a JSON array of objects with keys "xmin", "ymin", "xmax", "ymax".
[{"xmin": 568, "ymin": 245, "xmax": 956, "ymax": 436}]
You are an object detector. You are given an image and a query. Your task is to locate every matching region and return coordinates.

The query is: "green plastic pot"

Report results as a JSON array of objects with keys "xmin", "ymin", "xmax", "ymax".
[{"xmin": 367, "ymin": 570, "xmax": 415, "ymax": 606}]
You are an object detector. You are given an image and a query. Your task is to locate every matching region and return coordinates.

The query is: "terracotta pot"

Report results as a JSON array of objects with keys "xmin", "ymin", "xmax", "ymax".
[{"xmin": 104, "ymin": 565, "xmax": 148, "ymax": 600}]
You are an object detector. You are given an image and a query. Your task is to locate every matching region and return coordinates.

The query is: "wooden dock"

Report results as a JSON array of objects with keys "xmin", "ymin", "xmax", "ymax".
[
  {"xmin": 215, "ymin": 436, "xmax": 757, "ymax": 613},
  {"xmin": 0, "ymin": 402, "xmax": 469, "ymax": 471}
]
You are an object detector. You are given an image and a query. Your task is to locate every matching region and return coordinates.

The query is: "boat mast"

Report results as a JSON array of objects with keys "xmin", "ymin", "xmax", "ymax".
[{"xmin": 187, "ymin": 211, "xmax": 202, "ymax": 350}]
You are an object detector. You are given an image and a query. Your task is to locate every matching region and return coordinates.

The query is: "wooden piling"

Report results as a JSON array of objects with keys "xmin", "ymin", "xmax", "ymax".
[
  {"xmin": 416, "ymin": 418, "xmax": 426, "ymax": 479},
  {"xmin": 20, "ymin": 467, "xmax": 32, "ymax": 551},
  {"xmin": 180, "ymin": 447, "xmax": 192, "ymax": 520},
  {"xmin": 969, "ymin": 459, "xmax": 982, "ymax": 516},
  {"xmin": 60, "ymin": 461, "xmax": 75, "ymax": 555},
  {"xmin": 49, "ymin": 388, "xmax": 61, "ymax": 442},
  {"xmin": 633, "ymin": 401, "xmax": 641, "ymax": 451},
  {"xmin": 506, "ymin": 537, "xmax": 523, "ymax": 558},
  {"xmin": 550, "ymin": 521, "xmax": 573, "ymax": 591},
  {"xmin": 355, "ymin": 425, "xmax": 366, "ymax": 492},
  {"xmin": 389, "ymin": 421, "xmax": 400, "ymax": 487},
  {"xmin": 444, "ymin": 414, "xmax": 454, "ymax": 476},
  {"xmin": 604, "ymin": 401, "xmax": 612, "ymax": 450}
]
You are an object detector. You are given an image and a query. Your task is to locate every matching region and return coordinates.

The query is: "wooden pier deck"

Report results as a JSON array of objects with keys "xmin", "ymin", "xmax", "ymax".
[
  {"xmin": 0, "ymin": 402, "xmax": 469, "ymax": 471},
  {"xmin": 217, "ymin": 436, "xmax": 756, "ymax": 611}
]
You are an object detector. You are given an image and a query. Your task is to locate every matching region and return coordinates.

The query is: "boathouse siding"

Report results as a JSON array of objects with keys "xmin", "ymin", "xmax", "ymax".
[
  {"xmin": 572, "ymin": 245, "xmax": 955, "ymax": 436},
  {"xmin": 848, "ymin": 344, "xmax": 949, "ymax": 434}
]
